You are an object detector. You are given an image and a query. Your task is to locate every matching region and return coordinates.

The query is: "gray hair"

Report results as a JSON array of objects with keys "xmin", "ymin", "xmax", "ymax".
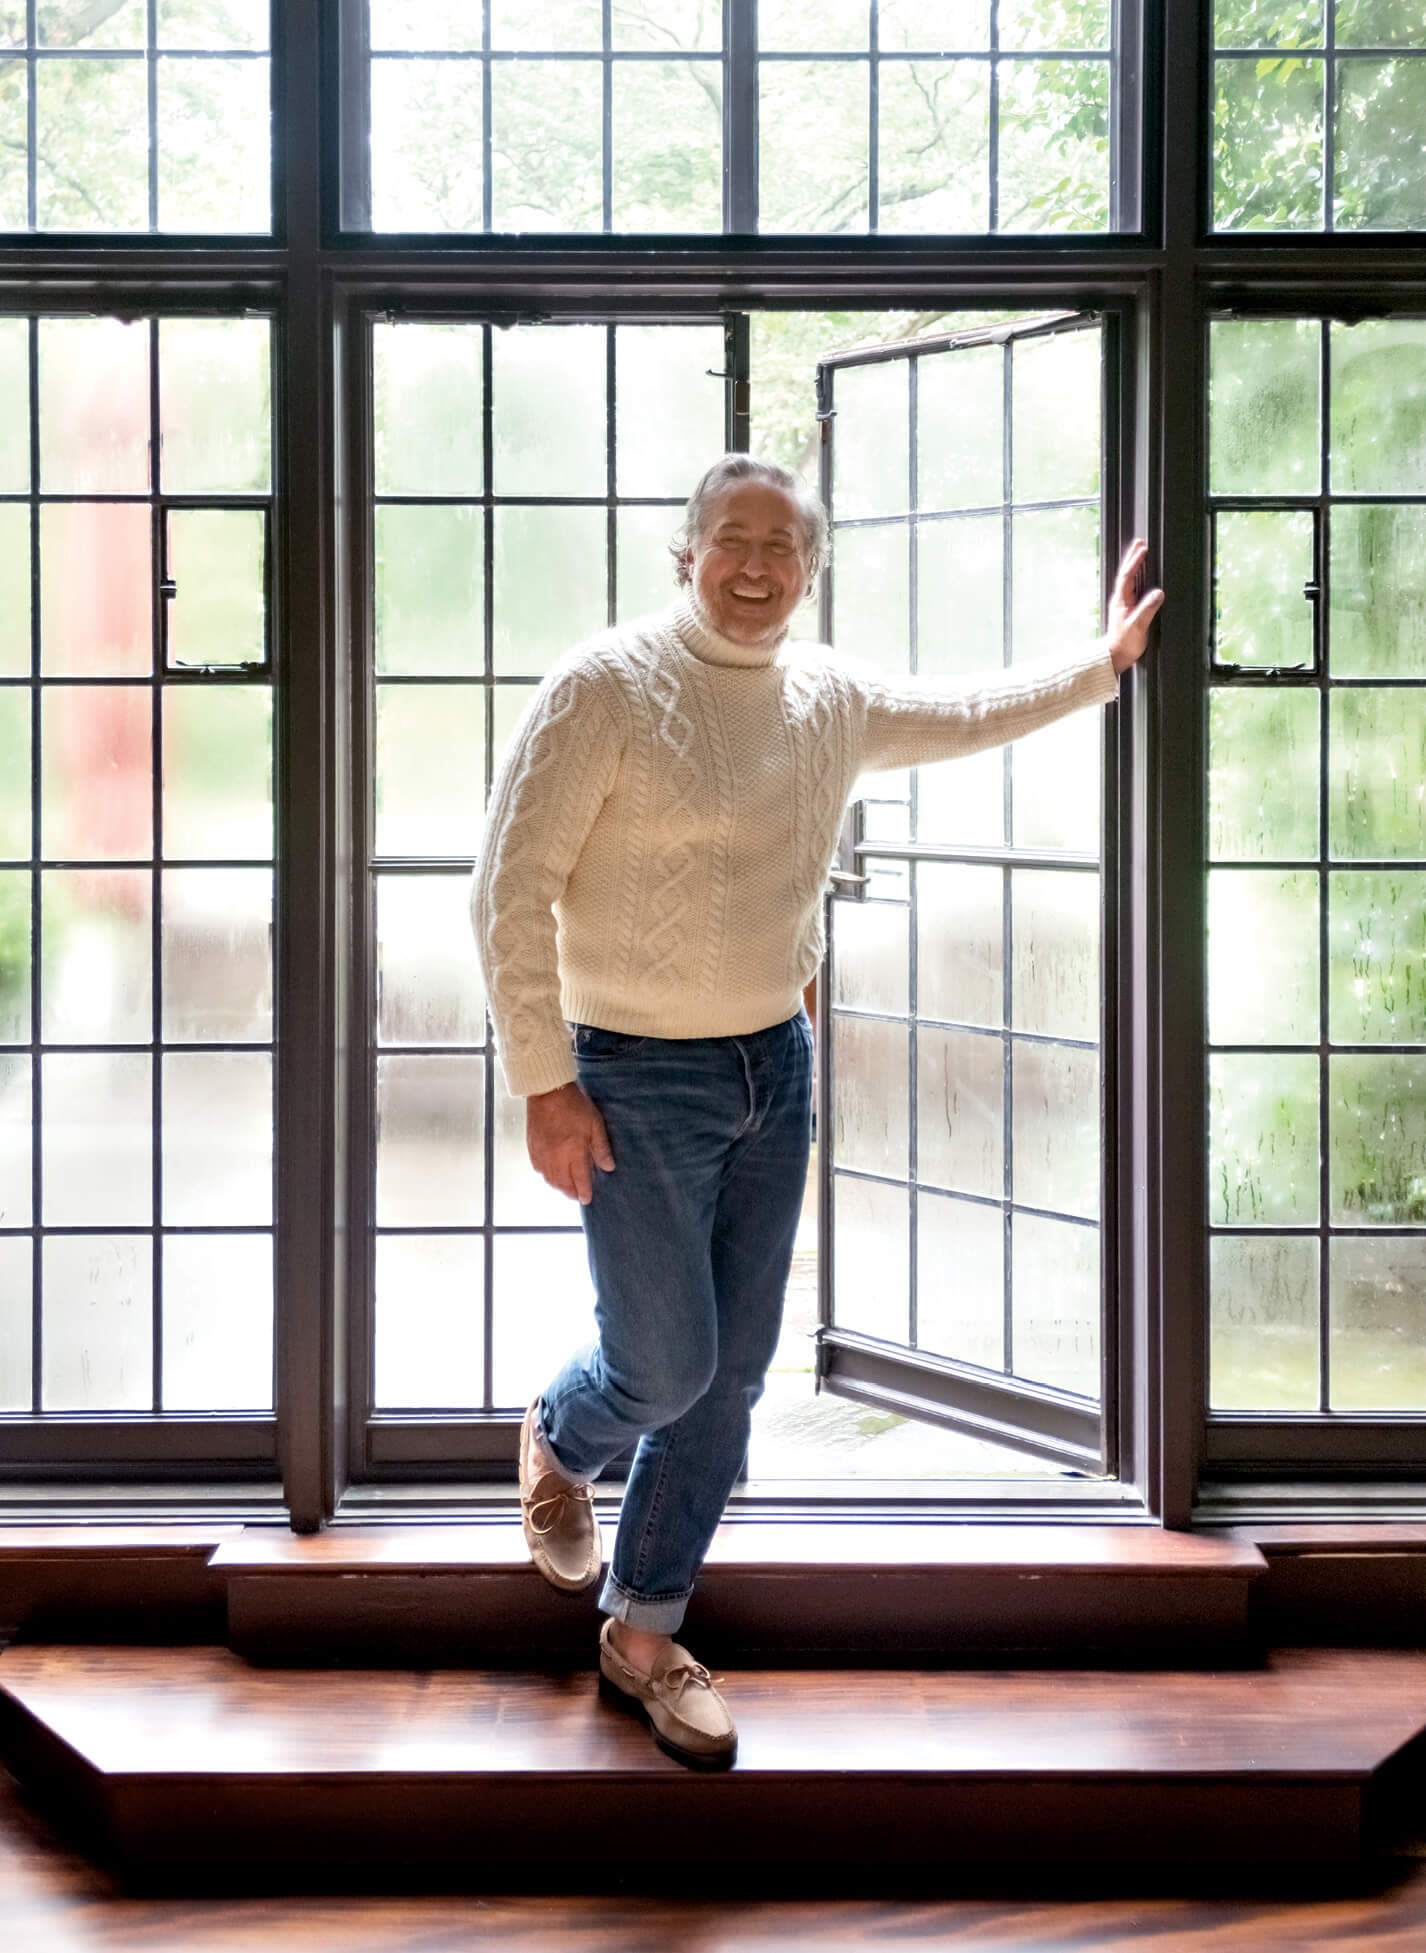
[{"xmin": 670, "ymin": 453, "xmax": 831, "ymax": 590}]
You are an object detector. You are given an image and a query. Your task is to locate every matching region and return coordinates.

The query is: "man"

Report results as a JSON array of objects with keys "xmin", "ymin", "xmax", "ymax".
[{"xmin": 473, "ymin": 454, "xmax": 1163, "ymax": 1769}]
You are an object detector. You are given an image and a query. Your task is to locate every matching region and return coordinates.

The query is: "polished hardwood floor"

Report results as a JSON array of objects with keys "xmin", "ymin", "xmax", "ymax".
[{"xmin": 6, "ymin": 1767, "xmax": 1426, "ymax": 1951}]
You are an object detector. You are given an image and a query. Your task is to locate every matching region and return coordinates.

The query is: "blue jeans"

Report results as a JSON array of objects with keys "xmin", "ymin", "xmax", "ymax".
[{"xmin": 538, "ymin": 1011, "xmax": 813, "ymax": 1634}]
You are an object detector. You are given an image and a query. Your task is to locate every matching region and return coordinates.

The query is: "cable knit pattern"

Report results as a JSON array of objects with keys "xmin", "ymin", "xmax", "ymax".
[{"xmin": 472, "ymin": 597, "xmax": 1118, "ymax": 1097}]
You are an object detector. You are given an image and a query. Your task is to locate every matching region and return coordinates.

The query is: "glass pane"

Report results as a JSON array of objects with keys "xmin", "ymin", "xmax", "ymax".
[
  {"xmin": 1331, "ymin": 1237, "xmax": 1426, "ymax": 1410},
  {"xmin": 160, "ymin": 317, "xmax": 271, "ymax": 494},
  {"xmin": 614, "ymin": 326, "xmax": 724, "ymax": 499},
  {"xmin": 759, "ymin": 60, "xmax": 869, "ymax": 233},
  {"xmin": 370, "ymin": 1, "xmax": 481, "ymax": 50},
  {"xmin": 1334, "ymin": 57, "xmax": 1426, "ymax": 231},
  {"xmin": 614, "ymin": 0, "xmax": 722, "ymax": 47},
  {"xmin": 1011, "ymin": 1211, "xmax": 1098, "ymax": 1396},
  {"xmin": 1336, "ymin": 0, "xmax": 1426, "ymax": 40},
  {"xmin": 1330, "ymin": 319, "xmax": 1426, "ymax": 494},
  {"xmin": 0, "ymin": 505, "xmax": 27, "ymax": 675},
  {"xmin": 493, "ymin": 1063, "xmax": 571, "ymax": 1223},
  {"xmin": 370, "ymin": 58, "xmax": 485, "ymax": 233},
  {"xmin": 1209, "ymin": 1235, "xmax": 1319, "ymax": 1412},
  {"xmin": 165, "ymin": 510, "xmax": 265, "ymax": 668},
  {"xmin": 917, "ymin": 1025, "xmax": 1002, "ymax": 1198},
  {"xmin": 1011, "ymin": 504, "xmax": 1099, "ymax": 661},
  {"xmin": 877, "ymin": 60, "xmax": 989, "ymax": 234},
  {"xmin": 0, "ymin": 318, "xmax": 27, "ymax": 488},
  {"xmin": 41, "ymin": 685, "xmax": 153, "ymax": 862},
  {"xmin": 1209, "ymin": 688, "xmax": 1320, "ymax": 861},
  {"xmin": 162, "ymin": 685, "xmax": 272, "ymax": 860},
  {"xmin": 162, "ymin": 1233, "xmax": 272, "ymax": 1412},
  {"xmin": 0, "ymin": 874, "xmax": 28, "ymax": 1041},
  {"xmin": 375, "ymin": 505, "xmax": 483, "ymax": 678},
  {"xmin": 41, "ymin": 867, "xmax": 151, "ymax": 1043},
  {"xmin": 1012, "ymin": 1040, "xmax": 1098, "ymax": 1219},
  {"xmin": 163, "ymin": 1050, "xmax": 271, "ymax": 1226},
  {"xmin": 1011, "ymin": 870, "xmax": 1098, "ymax": 1041},
  {"xmin": 376, "ymin": 873, "xmax": 486, "ymax": 1045},
  {"xmin": 917, "ymin": 343, "xmax": 1002, "ymax": 515},
  {"xmin": 1213, "ymin": 53, "xmax": 1325, "ymax": 231},
  {"xmin": 1330, "ymin": 870, "xmax": 1426, "ymax": 1044},
  {"xmin": 41, "ymin": 1051, "xmax": 151, "ymax": 1225},
  {"xmin": 1207, "ymin": 869, "xmax": 1320, "ymax": 1044},
  {"xmin": 832, "ymin": 1012, "xmax": 909, "ymax": 1178},
  {"xmin": 490, "ymin": 60, "xmax": 602, "ymax": 233},
  {"xmin": 491, "ymin": 0, "xmax": 602, "ymax": 48},
  {"xmin": 1012, "ymin": 711, "xmax": 1101, "ymax": 855},
  {"xmin": 1329, "ymin": 689, "xmax": 1426, "ymax": 860},
  {"xmin": 1000, "ymin": 0, "xmax": 1110, "ymax": 47},
  {"xmin": 162, "ymin": 866, "xmax": 272, "ymax": 1042},
  {"xmin": 376, "ymin": 1053, "xmax": 484, "ymax": 1227},
  {"xmin": 40, "ymin": 504, "xmax": 152, "ymax": 676},
  {"xmin": 493, "ymin": 325, "xmax": 606, "ymax": 497},
  {"xmin": 1213, "ymin": 510, "xmax": 1315, "ymax": 670},
  {"xmin": 374, "ymin": 684, "xmax": 485, "ymax": 857},
  {"xmin": 0, "ymin": 1236, "xmax": 29, "ymax": 1410},
  {"xmin": 0, "ymin": 688, "xmax": 28, "ymax": 859},
  {"xmin": 157, "ymin": 1, "xmax": 269, "ymax": 50},
  {"xmin": 1209, "ymin": 319, "xmax": 1321, "ymax": 497},
  {"xmin": 1214, "ymin": 1, "xmax": 1323, "ymax": 46},
  {"xmin": 831, "ymin": 1170, "xmax": 909, "ymax": 1341},
  {"xmin": 616, "ymin": 505, "xmax": 681, "ymax": 620},
  {"xmin": 916, "ymin": 515, "xmax": 1002, "ymax": 678},
  {"xmin": 35, "ymin": 58, "xmax": 148, "ymax": 230},
  {"xmin": 493, "ymin": 507, "xmax": 607, "ymax": 676},
  {"xmin": 374, "ymin": 1233, "xmax": 484, "ymax": 1409},
  {"xmin": 1331, "ymin": 504, "xmax": 1426, "ymax": 678},
  {"xmin": 915, "ymin": 1193, "xmax": 1003, "ymax": 1370},
  {"xmin": 831, "ymin": 524, "xmax": 909, "ymax": 673},
  {"xmin": 39, "ymin": 317, "xmax": 150, "ymax": 494},
  {"xmin": 0, "ymin": 1054, "xmax": 30, "ymax": 1226},
  {"xmin": 157, "ymin": 56, "xmax": 270, "ymax": 233},
  {"xmin": 493, "ymin": 1230, "xmax": 597, "ymax": 1408},
  {"xmin": 0, "ymin": 60, "xmax": 24, "ymax": 229},
  {"xmin": 832, "ymin": 361, "xmax": 908, "ymax": 519},
  {"xmin": 996, "ymin": 58, "xmax": 1110, "ymax": 233},
  {"xmin": 1210, "ymin": 1051, "xmax": 1319, "ymax": 1226},
  {"xmin": 881, "ymin": 0, "xmax": 990, "ymax": 48},
  {"xmin": 917, "ymin": 862, "xmax": 1002, "ymax": 1027},
  {"xmin": 831, "ymin": 897, "xmax": 908, "ymax": 1015},
  {"xmin": 1331, "ymin": 1052, "xmax": 1426, "ymax": 1224},
  {"xmin": 373, "ymin": 323, "xmax": 483, "ymax": 497},
  {"xmin": 1012, "ymin": 329, "xmax": 1100, "ymax": 504},
  {"xmin": 758, "ymin": 0, "xmax": 865, "ymax": 48},
  {"xmin": 41, "ymin": 1234, "xmax": 150, "ymax": 1410},
  {"xmin": 611, "ymin": 61, "xmax": 722, "ymax": 233},
  {"xmin": 38, "ymin": 0, "xmax": 144, "ymax": 44}
]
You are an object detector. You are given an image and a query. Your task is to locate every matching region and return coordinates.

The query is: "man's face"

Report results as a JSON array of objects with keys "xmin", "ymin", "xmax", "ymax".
[{"xmin": 687, "ymin": 481, "xmax": 812, "ymax": 647}]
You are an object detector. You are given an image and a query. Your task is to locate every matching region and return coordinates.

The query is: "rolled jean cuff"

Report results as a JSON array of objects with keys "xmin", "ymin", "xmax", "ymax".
[{"xmin": 599, "ymin": 1570, "xmax": 691, "ymax": 1635}]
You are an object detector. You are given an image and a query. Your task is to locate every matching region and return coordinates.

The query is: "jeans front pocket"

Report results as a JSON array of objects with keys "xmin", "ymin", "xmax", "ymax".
[{"xmin": 573, "ymin": 1023, "xmax": 651, "ymax": 1060}]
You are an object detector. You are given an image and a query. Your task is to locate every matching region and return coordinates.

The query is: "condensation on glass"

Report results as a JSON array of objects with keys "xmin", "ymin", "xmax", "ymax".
[
  {"xmin": 0, "ymin": 1, "xmax": 271, "ymax": 235},
  {"xmin": 358, "ymin": 0, "xmax": 1127, "ymax": 237},
  {"xmin": 367, "ymin": 317, "xmax": 723, "ymax": 1413},
  {"xmin": 822, "ymin": 315, "xmax": 1106, "ymax": 1409},
  {"xmin": 0, "ymin": 311, "xmax": 275, "ymax": 1415},
  {"xmin": 1213, "ymin": 0, "xmax": 1426, "ymax": 233},
  {"xmin": 1207, "ymin": 312, "xmax": 1426, "ymax": 1414}
]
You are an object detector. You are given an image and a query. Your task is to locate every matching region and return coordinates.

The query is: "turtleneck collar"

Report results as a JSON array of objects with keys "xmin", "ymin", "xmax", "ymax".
[{"xmin": 670, "ymin": 590, "xmax": 788, "ymax": 670}]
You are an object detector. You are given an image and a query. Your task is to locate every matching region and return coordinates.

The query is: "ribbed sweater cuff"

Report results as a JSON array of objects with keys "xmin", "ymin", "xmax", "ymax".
[{"xmin": 499, "ymin": 1041, "xmax": 578, "ymax": 1100}]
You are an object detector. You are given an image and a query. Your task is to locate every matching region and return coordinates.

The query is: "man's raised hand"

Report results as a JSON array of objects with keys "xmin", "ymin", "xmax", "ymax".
[{"xmin": 1106, "ymin": 538, "xmax": 1164, "ymax": 675}]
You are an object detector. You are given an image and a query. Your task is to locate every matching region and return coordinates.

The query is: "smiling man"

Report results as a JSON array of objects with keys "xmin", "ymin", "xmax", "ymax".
[{"xmin": 472, "ymin": 453, "xmax": 1162, "ymax": 1770}]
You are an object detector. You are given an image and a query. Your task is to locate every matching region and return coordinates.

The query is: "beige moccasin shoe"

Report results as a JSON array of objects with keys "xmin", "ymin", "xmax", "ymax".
[
  {"xmin": 598, "ymin": 1617, "xmax": 737, "ymax": 1769},
  {"xmin": 519, "ymin": 1398, "xmax": 602, "ymax": 1593}
]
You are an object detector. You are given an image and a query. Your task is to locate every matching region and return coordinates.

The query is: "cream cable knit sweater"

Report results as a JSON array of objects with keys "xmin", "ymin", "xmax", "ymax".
[{"xmin": 472, "ymin": 594, "xmax": 1118, "ymax": 1098}]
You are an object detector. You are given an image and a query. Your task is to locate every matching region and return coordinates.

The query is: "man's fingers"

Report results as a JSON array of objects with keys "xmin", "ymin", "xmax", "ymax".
[
  {"xmin": 590, "ymin": 1110, "xmax": 615, "ymax": 1174},
  {"xmin": 1130, "ymin": 588, "xmax": 1165, "ymax": 630}
]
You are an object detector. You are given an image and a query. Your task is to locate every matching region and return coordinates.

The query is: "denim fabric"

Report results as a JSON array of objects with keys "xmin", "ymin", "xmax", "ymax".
[{"xmin": 538, "ymin": 1011, "xmax": 813, "ymax": 1633}]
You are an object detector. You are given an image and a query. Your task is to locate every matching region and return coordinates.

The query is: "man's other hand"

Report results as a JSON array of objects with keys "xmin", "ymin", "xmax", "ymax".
[
  {"xmin": 526, "ymin": 1082, "xmax": 615, "ymax": 1204},
  {"xmin": 1107, "ymin": 538, "xmax": 1165, "ymax": 675}
]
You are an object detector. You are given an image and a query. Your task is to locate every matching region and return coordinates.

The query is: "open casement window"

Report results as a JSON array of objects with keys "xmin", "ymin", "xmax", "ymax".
[{"xmin": 813, "ymin": 313, "xmax": 1113, "ymax": 1477}]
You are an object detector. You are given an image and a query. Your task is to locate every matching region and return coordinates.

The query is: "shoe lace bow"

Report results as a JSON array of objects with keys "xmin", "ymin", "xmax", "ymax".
[{"xmin": 525, "ymin": 1479, "xmax": 594, "ymax": 1536}]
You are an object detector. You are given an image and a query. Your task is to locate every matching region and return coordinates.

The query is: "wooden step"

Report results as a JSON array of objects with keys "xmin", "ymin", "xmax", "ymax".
[
  {"xmin": 214, "ymin": 1521, "xmax": 1266, "ymax": 1663},
  {"xmin": 4, "ymin": 1644, "xmax": 1422, "ymax": 1877}
]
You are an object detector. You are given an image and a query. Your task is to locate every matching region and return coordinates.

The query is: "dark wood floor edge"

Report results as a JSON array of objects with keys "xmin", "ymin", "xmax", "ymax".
[{"xmin": 0, "ymin": 1688, "xmax": 113, "ymax": 1854}]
